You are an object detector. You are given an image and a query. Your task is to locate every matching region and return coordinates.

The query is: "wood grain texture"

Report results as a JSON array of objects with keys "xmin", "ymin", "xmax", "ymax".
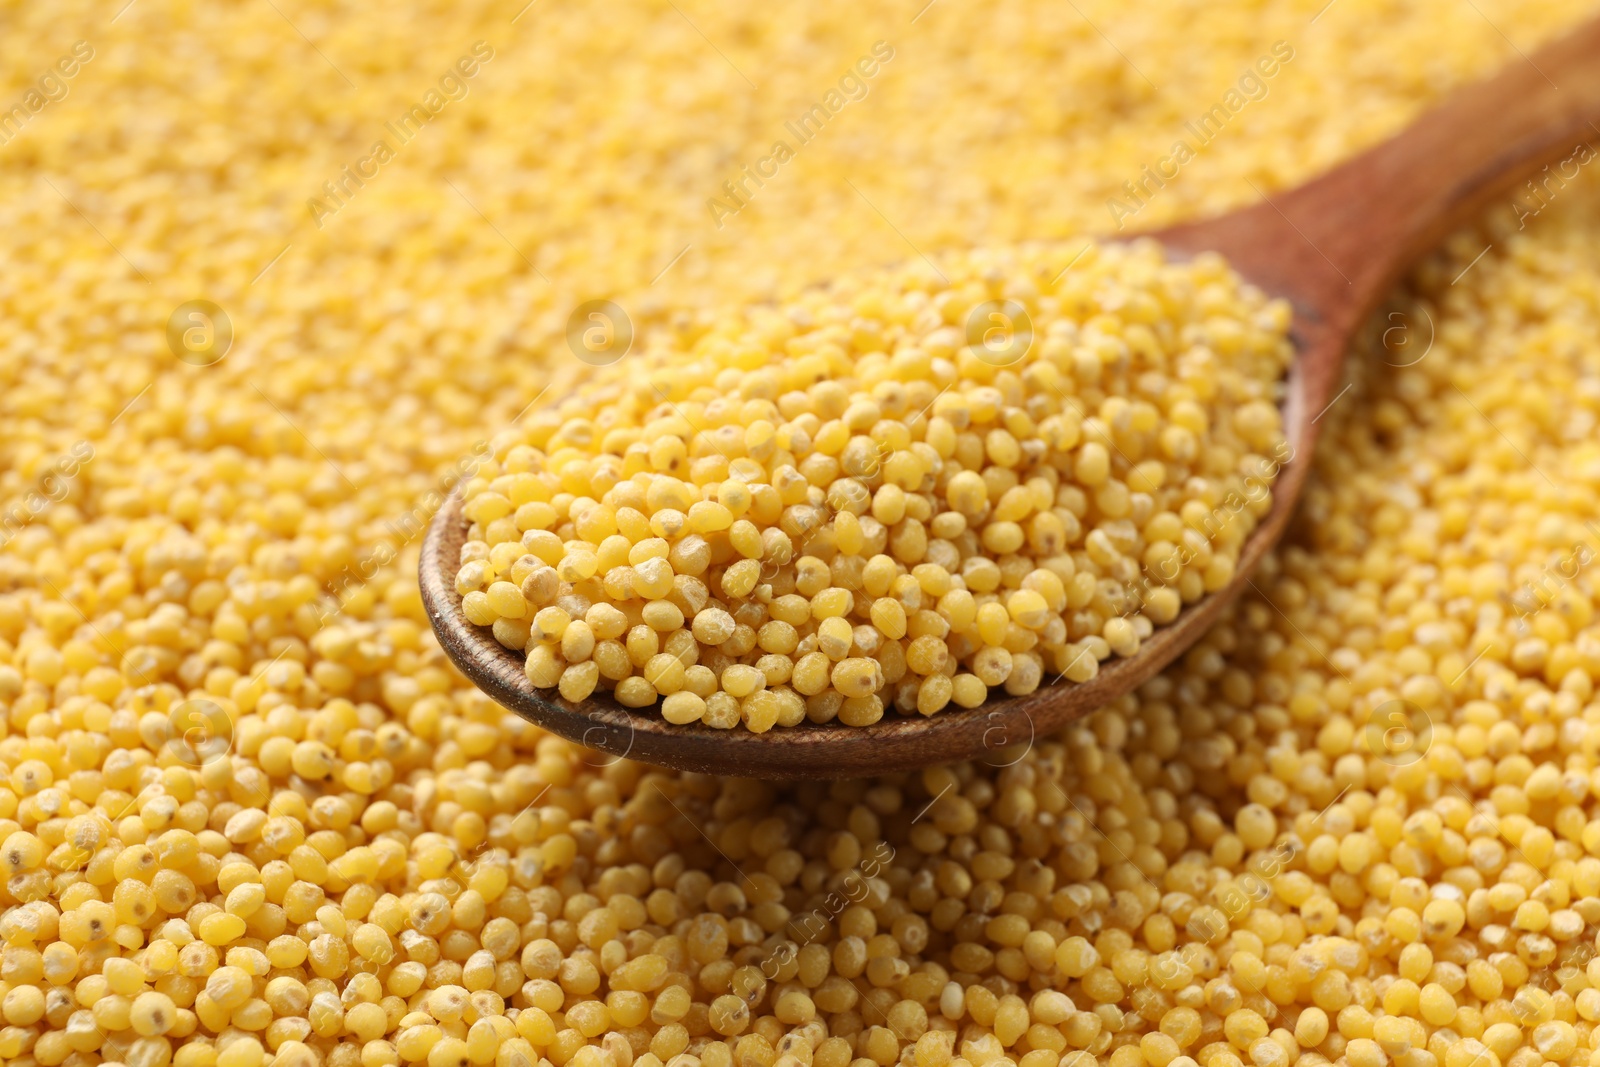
[{"xmin": 420, "ymin": 18, "xmax": 1600, "ymax": 778}]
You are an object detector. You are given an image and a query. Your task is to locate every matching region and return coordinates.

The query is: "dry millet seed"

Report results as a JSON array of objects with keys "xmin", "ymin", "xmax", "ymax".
[
  {"xmin": 457, "ymin": 242, "xmax": 1293, "ymax": 730},
  {"xmin": 3, "ymin": 2, "xmax": 1600, "ymax": 1067}
]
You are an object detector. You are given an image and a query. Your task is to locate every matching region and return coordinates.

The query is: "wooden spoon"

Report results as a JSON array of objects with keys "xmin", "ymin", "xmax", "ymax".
[{"xmin": 421, "ymin": 19, "xmax": 1600, "ymax": 778}]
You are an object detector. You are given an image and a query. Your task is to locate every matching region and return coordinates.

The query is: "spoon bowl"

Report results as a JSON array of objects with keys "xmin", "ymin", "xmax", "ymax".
[{"xmin": 422, "ymin": 18, "xmax": 1600, "ymax": 777}]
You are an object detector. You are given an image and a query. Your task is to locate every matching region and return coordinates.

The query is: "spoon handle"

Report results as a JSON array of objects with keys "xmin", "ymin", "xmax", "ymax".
[{"xmin": 1163, "ymin": 15, "xmax": 1600, "ymax": 390}]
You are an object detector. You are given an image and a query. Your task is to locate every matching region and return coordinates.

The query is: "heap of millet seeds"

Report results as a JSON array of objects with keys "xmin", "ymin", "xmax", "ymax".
[
  {"xmin": 2, "ymin": 1, "xmax": 1598, "ymax": 1067},
  {"xmin": 456, "ymin": 242, "xmax": 1292, "ymax": 730}
]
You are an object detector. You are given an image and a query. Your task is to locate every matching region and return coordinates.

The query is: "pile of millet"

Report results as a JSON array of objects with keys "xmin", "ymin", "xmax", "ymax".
[
  {"xmin": 456, "ymin": 243, "xmax": 1292, "ymax": 729},
  {"xmin": 1, "ymin": 1, "xmax": 1598, "ymax": 1067}
]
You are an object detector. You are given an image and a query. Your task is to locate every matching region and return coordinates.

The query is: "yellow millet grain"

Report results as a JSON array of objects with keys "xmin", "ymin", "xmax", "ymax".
[
  {"xmin": 2, "ymin": 2, "xmax": 1600, "ymax": 1067},
  {"xmin": 458, "ymin": 243, "xmax": 1293, "ymax": 727}
]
